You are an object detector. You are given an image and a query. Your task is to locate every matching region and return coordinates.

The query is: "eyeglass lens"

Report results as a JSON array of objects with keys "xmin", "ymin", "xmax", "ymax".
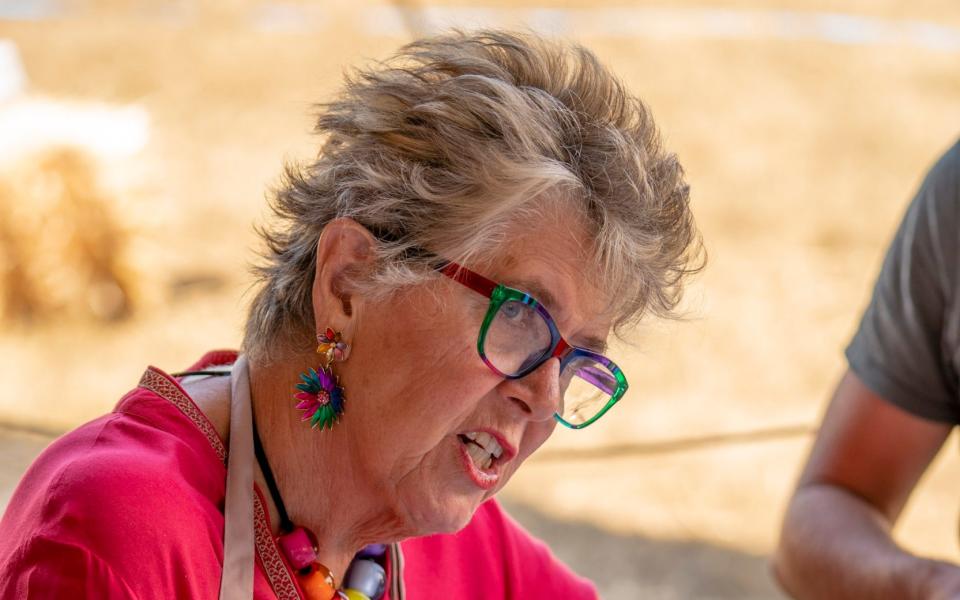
[{"xmin": 483, "ymin": 298, "xmax": 616, "ymax": 425}]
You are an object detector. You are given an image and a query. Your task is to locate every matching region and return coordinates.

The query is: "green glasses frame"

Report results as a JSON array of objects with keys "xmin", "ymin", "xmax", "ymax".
[{"xmin": 439, "ymin": 262, "xmax": 628, "ymax": 429}]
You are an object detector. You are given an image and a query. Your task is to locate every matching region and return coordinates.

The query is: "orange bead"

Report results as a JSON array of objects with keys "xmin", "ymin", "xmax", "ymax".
[{"xmin": 298, "ymin": 562, "xmax": 337, "ymax": 600}]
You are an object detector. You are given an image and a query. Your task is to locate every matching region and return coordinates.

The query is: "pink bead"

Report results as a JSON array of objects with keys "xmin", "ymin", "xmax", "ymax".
[{"xmin": 278, "ymin": 527, "xmax": 318, "ymax": 571}]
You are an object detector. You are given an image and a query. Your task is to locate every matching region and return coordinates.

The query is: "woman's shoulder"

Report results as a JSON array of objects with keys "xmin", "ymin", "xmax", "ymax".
[
  {"xmin": 2, "ymin": 400, "xmax": 226, "ymax": 543},
  {"xmin": 3, "ymin": 352, "xmax": 236, "ymax": 540},
  {"xmin": 0, "ymin": 363, "xmax": 231, "ymax": 598},
  {"xmin": 0, "ymin": 420, "xmax": 224, "ymax": 598}
]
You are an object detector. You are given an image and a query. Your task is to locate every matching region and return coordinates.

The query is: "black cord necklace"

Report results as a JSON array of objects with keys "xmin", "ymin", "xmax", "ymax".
[{"xmin": 251, "ymin": 408, "xmax": 295, "ymax": 534}]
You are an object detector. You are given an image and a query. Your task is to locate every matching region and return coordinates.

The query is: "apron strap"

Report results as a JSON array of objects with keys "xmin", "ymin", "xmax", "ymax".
[{"xmin": 220, "ymin": 355, "xmax": 255, "ymax": 599}]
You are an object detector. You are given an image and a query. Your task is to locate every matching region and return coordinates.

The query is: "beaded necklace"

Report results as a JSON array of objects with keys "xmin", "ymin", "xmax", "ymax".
[{"xmin": 252, "ymin": 414, "xmax": 387, "ymax": 600}]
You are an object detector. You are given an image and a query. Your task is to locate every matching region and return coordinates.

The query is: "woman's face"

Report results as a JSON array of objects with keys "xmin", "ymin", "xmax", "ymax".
[{"xmin": 338, "ymin": 218, "xmax": 614, "ymax": 536}]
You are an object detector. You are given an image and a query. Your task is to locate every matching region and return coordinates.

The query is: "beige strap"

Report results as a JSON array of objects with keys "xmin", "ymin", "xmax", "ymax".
[
  {"xmin": 220, "ymin": 355, "xmax": 256, "ymax": 600},
  {"xmin": 389, "ymin": 542, "xmax": 406, "ymax": 600}
]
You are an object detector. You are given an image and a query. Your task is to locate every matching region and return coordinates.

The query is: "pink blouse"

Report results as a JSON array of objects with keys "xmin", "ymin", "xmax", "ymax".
[{"xmin": 0, "ymin": 352, "xmax": 597, "ymax": 599}]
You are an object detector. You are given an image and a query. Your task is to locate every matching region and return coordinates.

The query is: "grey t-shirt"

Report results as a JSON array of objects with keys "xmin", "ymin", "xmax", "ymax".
[{"xmin": 846, "ymin": 141, "xmax": 960, "ymax": 423}]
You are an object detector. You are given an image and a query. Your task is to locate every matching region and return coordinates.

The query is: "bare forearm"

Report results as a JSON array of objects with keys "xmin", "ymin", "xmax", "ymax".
[{"xmin": 774, "ymin": 484, "xmax": 949, "ymax": 599}]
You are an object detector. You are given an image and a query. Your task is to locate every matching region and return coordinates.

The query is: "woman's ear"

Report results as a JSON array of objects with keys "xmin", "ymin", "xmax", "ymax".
[{"xmin": 311, "ymin": 218, "xmax": 378, "ymax": 336}]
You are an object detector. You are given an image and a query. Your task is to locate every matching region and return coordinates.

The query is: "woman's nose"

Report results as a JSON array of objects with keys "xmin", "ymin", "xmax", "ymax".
[{"xmin": 501, "ymin": 358, "xmax": 562, "ymax": 422}]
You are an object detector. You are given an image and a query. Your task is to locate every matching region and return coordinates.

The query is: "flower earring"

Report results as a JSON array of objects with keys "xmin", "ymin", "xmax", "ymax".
[
  {"xmin": 294, "ymin": 327, "xmax": 349, "ymax": 430},
  {"xmin": 316, "ymin": 327, "xmax": 349, "ymax": 364}
]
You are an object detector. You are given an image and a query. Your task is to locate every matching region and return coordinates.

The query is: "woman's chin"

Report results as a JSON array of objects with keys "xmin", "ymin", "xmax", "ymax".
[
  {"xmin": 405, "ymin": 496, "xmax": 485, "ymax": 537},
  {"xmin": 423, "ymin": 514, "xmax": 474, "ymax": 536}
]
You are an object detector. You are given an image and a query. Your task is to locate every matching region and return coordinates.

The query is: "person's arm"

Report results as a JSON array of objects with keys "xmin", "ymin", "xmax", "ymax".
[{"xmin": 773, "ymin": 370, "xmax": 960, "ymax": 599}]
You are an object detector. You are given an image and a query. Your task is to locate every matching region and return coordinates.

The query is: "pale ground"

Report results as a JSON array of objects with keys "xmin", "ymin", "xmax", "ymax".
[{"xmin": 2, "ymin": 1, "xmax": 960, "ymax": 597}]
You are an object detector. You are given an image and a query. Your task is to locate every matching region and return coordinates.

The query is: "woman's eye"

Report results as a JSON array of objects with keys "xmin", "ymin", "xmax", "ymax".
[{"xmin": 501, "ymin": 301, "xmax": 525, "ymax": 320}]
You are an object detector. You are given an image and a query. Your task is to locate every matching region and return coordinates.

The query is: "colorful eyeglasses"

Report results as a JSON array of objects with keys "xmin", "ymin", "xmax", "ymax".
[{"xmin": 439, "ymin": 262, "xmax": 628, "ymax": 429}]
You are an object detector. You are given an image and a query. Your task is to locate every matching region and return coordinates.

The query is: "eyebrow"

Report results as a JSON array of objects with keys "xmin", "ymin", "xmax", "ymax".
[{"xmin": 506, "ymin": 278, "xmax": 609, "ymax": 354}]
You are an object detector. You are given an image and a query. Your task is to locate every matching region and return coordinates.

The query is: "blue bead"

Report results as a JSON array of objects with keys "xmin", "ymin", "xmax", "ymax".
[
  {"xmin": 343, "ymin": 559, "xmax": 386, "ymax": 600},
  {"xmin": 356, "ymin": 543, "xmax": 387, "ymax": 559}
]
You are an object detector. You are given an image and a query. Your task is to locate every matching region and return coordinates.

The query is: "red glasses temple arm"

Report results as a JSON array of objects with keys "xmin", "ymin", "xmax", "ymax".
[{"xmin": 439, "ymin": 262, "xmax": 498, "ymax": 298}]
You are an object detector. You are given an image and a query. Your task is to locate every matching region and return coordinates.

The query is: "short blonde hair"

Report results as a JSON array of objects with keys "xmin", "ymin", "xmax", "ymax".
[{"xmin": 244, "ymin": 30, "xmax": 702, "ymax": 363}]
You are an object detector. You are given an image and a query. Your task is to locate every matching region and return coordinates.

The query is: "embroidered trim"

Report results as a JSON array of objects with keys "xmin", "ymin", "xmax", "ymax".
[
  {"xmin": 254, "ymin": 486, "xmax": 302, "ymax": 599},
  {"xmin": 138, "ymin": 367, "xmax": 228, "ymax": 464}
]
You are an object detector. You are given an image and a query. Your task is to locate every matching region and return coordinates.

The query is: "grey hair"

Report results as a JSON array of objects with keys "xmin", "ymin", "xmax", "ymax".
[{"xmin": 243, "ymin": 29, "xmax": 703, "ymax": 364}]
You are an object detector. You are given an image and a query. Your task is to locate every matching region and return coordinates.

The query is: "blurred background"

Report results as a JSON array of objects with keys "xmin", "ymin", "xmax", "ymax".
[{"xmin": 1, "ymin": 0, "xmax": 960, "ymax": 597}]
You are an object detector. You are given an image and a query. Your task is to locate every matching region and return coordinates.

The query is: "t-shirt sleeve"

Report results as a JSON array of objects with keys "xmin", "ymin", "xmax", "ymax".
[
  {"xmin": 0, "ymin": 537, "xmax": 139, "ymax": 599},
  {"xmin": 845, "ymin": 141, "xmax": 960, "ymax": 422}
]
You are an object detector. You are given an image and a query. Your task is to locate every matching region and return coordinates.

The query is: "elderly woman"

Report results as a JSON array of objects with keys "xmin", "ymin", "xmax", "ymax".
[{"xmin": 0, "ymin": 30, "xmax": 700, "ymax": 599}]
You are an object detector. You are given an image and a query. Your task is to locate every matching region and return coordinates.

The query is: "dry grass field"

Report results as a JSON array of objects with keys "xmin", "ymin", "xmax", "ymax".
[{"xmin": 2, "ymin": 1, "xmax": 960, "ymax": 596}]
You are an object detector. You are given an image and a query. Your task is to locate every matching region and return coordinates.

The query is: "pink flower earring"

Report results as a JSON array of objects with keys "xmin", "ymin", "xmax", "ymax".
[{"xmin": 294, "ymin": 328, "xmax": 349, "ymax": 430}]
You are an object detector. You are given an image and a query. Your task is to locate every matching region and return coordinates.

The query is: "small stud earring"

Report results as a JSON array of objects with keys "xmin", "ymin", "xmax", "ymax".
[{"xmin": 316, "ymin": 327, "xmax": 350, "ymax": 366}]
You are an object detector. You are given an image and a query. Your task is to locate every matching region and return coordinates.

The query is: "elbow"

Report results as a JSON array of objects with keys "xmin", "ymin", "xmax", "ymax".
[
  {"xmin": 770, "ymin": 491, "xmax": 814, "ymax": 599},
  {"xmin": 769, "ymin": 482, "xmax": 844, "ymax": 599},
  {"xmin": 769, "ymin": 543, "xmax": 799, "ymax": 598}
]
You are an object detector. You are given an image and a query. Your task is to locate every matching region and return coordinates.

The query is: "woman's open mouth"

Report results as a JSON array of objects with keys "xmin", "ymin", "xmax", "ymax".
[{"xmin": 457, "ymin": 431, "xmax": 508, "ymax": 490}]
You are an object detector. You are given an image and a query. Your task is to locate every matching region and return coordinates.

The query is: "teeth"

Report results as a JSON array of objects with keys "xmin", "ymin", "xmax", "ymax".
[
  {"xmin": 465, "ymin": 431, "xmax": 504, "ymax": 460},
  {"xmin": 474, "ymin": 432, "xmax": 493, "ymax": 454},
  {"xmin": 466, "ymin": 443, "xmax": 487, "ymax": 468}
]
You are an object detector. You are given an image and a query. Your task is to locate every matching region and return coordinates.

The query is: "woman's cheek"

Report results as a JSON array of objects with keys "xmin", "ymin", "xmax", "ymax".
[{"xmin": 522, "ymin": 421, "xmax": 557, "ymax": 459}]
